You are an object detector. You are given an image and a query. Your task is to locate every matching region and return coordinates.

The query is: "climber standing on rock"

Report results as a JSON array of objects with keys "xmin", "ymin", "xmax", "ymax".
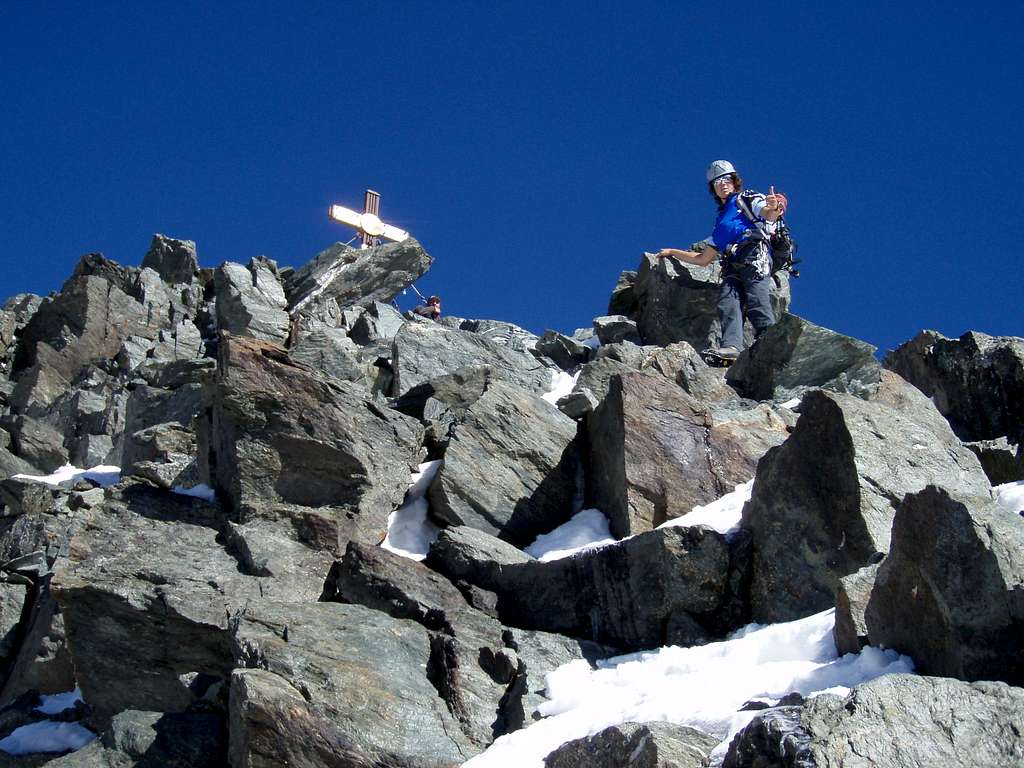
[{"xmin": 657, "ymin": 160, "xmax": 787, "ymax": 364}]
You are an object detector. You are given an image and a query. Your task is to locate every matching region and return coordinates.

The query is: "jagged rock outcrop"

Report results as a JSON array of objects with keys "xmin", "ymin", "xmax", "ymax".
[
  {"xmin": 722, "ymin": 674, "xmax": 1024, "ymax": 767},
  {"xmin": 391, "ymin": 320, "xmax": 552, "ymax": 397},
  {"xmin": 883, "ymin": 330, "xmax": 1024, "ymax": 443},
  {"xmin": 864, "ymin": 485, "xmax": 1024, "ymax": 685},
  {"xmin": 428, "ymin": 379, "xmax": 580, "ymax": 546},
  {"xmin": 965, "ymin": 436, "xmax": 1024, "ymax": 484},
  {"xmin": 288, "ymin": 323, "xmax": 367, "ymax": 384},
  {"xmin": 726, "ymin": 313, "xmax": 882, "ymax": 402},
  {"xmin": 628, "ymin": 253, "xmax": 790, "ymax": 349},
  {"xmin": 741, "ymin": 389, "xmax": 990, "ymax": 624},
  {"xmin": 201, "ymin": 333, "xmax": 423, "ymax": 554},
  {"xmin": 429, "ymin": 524, "xmax": 733, "ymax": 650},
  {"xmin": 141, "ymin": 233, "xmax": 200, "ymax": 286},
  {"xmin": 214, "ymin": 257, "xmax": 289, "ymax": 344},
  {"xmin": 589, "ymin": 371, "xmax": 788, "ymax": 537},
  {"xmin": 285, "ymin": 238, "xmax": 433, "ymax": 319},
  {"xmin": 592, "ymin": 315, "xmax": 639, "ymax": 346},
  {"xmin": 545, "ymin": 721, "xmax": 719, "ymax": 768},
  {"xmin": 349, "ymin": 300, "xmax": 407, "ymax": 346}
]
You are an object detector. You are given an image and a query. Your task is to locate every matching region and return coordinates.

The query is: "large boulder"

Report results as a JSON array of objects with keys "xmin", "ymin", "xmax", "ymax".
[
  {"xmin": 545, "ymin": 721, "xmax": 718, "ymax": 768},
  {"xmin": 741, "ymin": 389, "xmax": 990, "ymax": 624},
  {"xmin": 391, "ymin": 320, "xmax": 552, "ymax": 398},
  {"xmin": 285, "ymin": 238, "xmax": 434, "ymax": 317},
  {"xmin": 726, "ymin": 313, "xmax": 882, "ymax": 402},
  {"xmin": 201, "ymin": 333, "xmax": 423, "ymax": 554},
  {"xmin": 589, "ymin": 372, "xmax": 788, "ymax": 538},
  {"xmin": 883, "ymin": 330, "xmax": 1024, "ymax": 443},
  {"xmin": 288, "ymin": 324, "xmax": 366, "ymax": 383},
  {"xmin": 722, "ymin": 674, "xmax": 1024, "ymax": 768},
  {"xmin": 630, "ymin": 253, "xmax": 790, "ymax": 349},
  {"xmin": 429, "ymin": 524, "xmax": 733, "ymax": 650},
  {"xmin": 229, "ymin": 601, "xmax": 476, "ymax": 767},
  {"xmin": 428, "ymin": 380, "xmax": 580, "ymax": 546},
  {"xmin": 50, "ymin": 483, "xmax": 261, "ymax": 726},
  {"xmin": 534, "ymin": 331, "xmax": 593, "ymax": 371},
  {"xmin": 213, "ymin": 257, "xmax": 289, "ymax": 344},
  {"xmin": 864, "ymin": 485, "xmax": 1024, "ymax": 685},
  {"xmin": 0, "ymin": 416, "xmax": 68, "ymax": 473}
]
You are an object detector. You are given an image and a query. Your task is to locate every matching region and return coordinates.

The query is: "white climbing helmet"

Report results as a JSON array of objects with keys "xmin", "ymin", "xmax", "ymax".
[{"xmin": 706, "ymin": 160, "xmax": 737, "ymax": 182}]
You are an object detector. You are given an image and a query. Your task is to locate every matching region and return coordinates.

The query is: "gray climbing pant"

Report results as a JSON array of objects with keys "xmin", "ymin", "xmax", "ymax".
[{"xmin": 718, "ymin": 261, "xmax": 775, "ymax": 350}]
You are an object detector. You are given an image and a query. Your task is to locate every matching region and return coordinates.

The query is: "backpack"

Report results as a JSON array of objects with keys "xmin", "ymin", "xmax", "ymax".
[{"xmin": 734, "ymin": 191, "xmax": 800, "ymax": 277}]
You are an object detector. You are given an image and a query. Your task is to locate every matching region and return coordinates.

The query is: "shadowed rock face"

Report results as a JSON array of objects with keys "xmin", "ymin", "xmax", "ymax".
[
  {"xmin": 884, "ymin": 329, "xmax": 1024, "ymax": 443},
  {"xmin": 726, "ymin": 313, "xmax": 882, "ymax": 402},
  {"xmin": 723, "ymin": 675, "xmax": 1024, "ymax": 768},
  {"xmin": 202, "ymin": 333, "xmax": 423, "ymax": 554},
  {"xmin": 285, "ymin": 237, "xmax": 434, "ymax": 317},
  {"xmin": 428, "ymin": 524, "xmax": 734, "ymax": 651},
  {"xmin": 141, "ymin": 234, "xmax": 199, "ymax": 286},
  {"xmin": 589, "ymin": 371, "xmax": 788, "ymax": 538},
  {"xmin": 865, "ymin": 486, "xmax": 1024, "ymax": 686},
  {"xmin": 741, "ymin": 389, "xmax": 990, "ymax": 624}
]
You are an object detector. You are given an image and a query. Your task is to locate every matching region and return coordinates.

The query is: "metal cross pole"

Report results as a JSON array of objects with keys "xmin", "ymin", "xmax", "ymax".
[{"xmin": 328, "ymin": 189, "xmax": 410, "ymax": 249}]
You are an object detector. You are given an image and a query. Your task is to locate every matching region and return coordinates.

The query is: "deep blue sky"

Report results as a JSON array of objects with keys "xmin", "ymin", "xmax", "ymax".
[{"xmin": 3, "ymin": 1, "xmax": 1021, "ymax": 354}]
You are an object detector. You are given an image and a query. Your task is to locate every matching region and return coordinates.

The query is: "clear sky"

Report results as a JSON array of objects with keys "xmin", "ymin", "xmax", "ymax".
[{"xmin": 3, "ymin": 1, "xmax": 1021, "ymax": 355}]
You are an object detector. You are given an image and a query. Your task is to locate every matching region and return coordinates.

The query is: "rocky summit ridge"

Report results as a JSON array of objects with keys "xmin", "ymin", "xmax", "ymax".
[{"xmin": 0, "ymin": 234, "xmax": 1021, "ymax": 766}]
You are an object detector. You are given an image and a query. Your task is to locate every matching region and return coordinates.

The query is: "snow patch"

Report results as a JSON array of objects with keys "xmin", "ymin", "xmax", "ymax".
[
  {"xmin": 171, "ymin": 484, "xmax": 217, "ymax": 502},
  {"xmin": 657, "ymin": 480, "xmax": 753, "ymax": 536},
  {"xmin": 542, "ymin": 369, "xmax": 579, "ymax": 406},
  {"xmin": 525, "ymin": 509, "xmax": 616, "ymax": 561},
  {"xmin": 0, "ymin": 721, "xmax": 96, "ymax": 755},
  {"xmin": 462, "ymin": 609, "xmax": 913, "ymax": 768},
  {"xmin": 12, "ymin": 464, "xmax": 120, "ymax": 488},
  {"xmin": 994, "ymin": 480, "xmax": 1024, "ymax": 516},
  {"xmin": 779, "ymin": 397, "xmax": 801, "ymax": 410},
  {"xmin": 34, "ymin": 688, "xmax": 83, "ymax": 716},
  {"xmin": 382, "ymin": 460, "xmax": 444, "ymax": 561}
]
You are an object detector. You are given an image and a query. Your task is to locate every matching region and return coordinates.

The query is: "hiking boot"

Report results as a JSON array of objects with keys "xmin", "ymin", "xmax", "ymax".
[{"xmin": 707, "ymin": 345, "xmax": 740, "ymax": 360}]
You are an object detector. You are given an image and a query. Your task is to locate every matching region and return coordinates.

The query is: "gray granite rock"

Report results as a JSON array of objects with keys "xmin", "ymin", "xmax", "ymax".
[
  {"xmin": 631, "ymin": 253, "xmax": 790, "ymax": 350},
  {"xmin": 832, "ymin": 562, "xmax": 879, "ymax": 655},
  {"xmin": 289, "ymin": 324, "xmax": 366, "ymax": 383},
  {"xmin": 429, "ymin": 524, "xmax": 731, "ymax": 650},
  {"xmin": 0, "ymin": 416, "xmax": 67, "ymax": 474},
  {"xmin": 121, "ymin": 422, "xmax": 197, "ymax": 489},
  {"xmin": 535, "ymin": 331, "xmax": 593, "ymax": 372},
  {"xmin": 141, "ymin": 234, "xmax": 199, "ymax": 286},
  {"xmin": 391, "ymin": 320, "xmax": 552, "ymax": 398},
  {"xmin": 592, "ymin": 315, "xmax": 640, "ymax": 346},
  {"xmin": 229, "ymin": 601, "xmax": 474, "ymax": 767},
  {"xmin": 606, "ymin": 270, "xmax": 638, "ymax": 318},
  {"xmin": 202, "ymin": 333, "xmax": 423, "ymax": 554},
  {"xmin": 864, "ymin": 485, "xmax": 1024, "ymax": 685},
  {"xmin": 51, "ymin": 483, "xmax": 260, "ymax": 726},
  {"xmin": 722, "ymin": 674, "xmax": 1024, "ymax": 768},
  {"xmin": 214, "ymin": 257, "xmax": 289, "ymax": 344},
  {"xmin": 349, "ymin": 300, "xmax": 407, "ymax": 346},
  {"xmin": 884, "ymin": 329, "xmax": 1024, "ymax": 443},
  {"xmin": 589, "ymin": 372, "xmax": 788, "ymax": 538},
  {"xmin": 742, "ymin": 389, "xmax": 991, "ymax": 624},
  {"xmin": 726, "ymin": 313, "xmax": 882, "ymax": 402},
  {"xmin": 545, "ymin": 721, "xmax": 718, "ymax": 768},
  {"xmin": 286, "ymin": 238, "xmax": 434, "ymax": 317},
  {"xmin": 428, "ymin": 380, "xmax": 579, "ymax": 546}
]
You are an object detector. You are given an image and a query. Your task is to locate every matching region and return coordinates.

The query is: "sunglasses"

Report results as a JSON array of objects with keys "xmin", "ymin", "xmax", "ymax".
[{"xmin": 712, "ymin": 175, "xmax": 734, "ymax": 187}]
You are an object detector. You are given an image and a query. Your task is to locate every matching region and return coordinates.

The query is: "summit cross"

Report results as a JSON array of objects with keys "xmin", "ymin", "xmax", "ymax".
[{"xmin": 328, "ymin": 189, "xmax": 410, "ymax": 249}]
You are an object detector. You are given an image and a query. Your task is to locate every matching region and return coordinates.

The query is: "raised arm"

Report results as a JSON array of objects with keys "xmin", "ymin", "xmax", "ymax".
[{"xmin": 657, "ymin": 246, "xmax": 718, "ymax": 267}]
